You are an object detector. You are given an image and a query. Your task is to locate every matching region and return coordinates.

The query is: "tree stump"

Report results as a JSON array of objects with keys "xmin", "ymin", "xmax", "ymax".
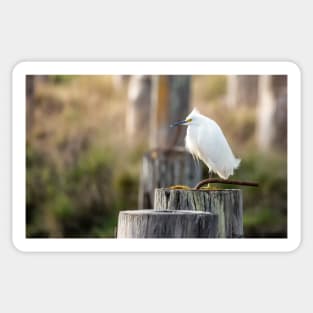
[
  {"xmin": 154, "ymin": 188, "xmax": 243, "ymax": 238},
  {"xmin": 138, "ymin": 148, "xmax": 202, "ymax": 209},
  {"xmin": 117, "ymin": 210, "xmax": 218, "ymax": 238}
]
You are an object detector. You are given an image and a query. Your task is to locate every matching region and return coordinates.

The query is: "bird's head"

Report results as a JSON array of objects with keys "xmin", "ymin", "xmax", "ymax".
[{"xmin": 170, "ymin": 108, "xmax": 201, "ymax": 127}]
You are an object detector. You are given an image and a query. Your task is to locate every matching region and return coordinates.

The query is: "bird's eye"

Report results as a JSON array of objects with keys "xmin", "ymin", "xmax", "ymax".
[{"xmin": 187, "ymin": 118, "xmax": 192, "ymax": 122}]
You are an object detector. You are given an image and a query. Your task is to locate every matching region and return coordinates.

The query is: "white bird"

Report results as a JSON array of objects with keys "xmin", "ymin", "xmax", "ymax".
[{"xmin": 171, "ymin": 108, "xmax": 241, "ymax": 179}]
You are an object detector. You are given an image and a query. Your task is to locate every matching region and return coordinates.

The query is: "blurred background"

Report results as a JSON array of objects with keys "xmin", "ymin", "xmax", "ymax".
[{"xmin": 26, "ymin": 74, "xmax": 287, "ymax": 238}]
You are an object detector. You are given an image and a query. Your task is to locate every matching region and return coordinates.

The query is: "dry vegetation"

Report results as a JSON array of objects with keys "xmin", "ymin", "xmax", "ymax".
[{"xmin": 27, "ymin": 76, "xmax": 141, "ymax": 237}]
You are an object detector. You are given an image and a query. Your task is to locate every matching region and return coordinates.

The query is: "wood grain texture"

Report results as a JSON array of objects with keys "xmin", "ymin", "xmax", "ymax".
[
  {"xmin": 149, "ymin": 76, "xmax": 190, "ymax": 148},
  {"xmin": 138, "ymin": 149, "xmax": 201, "ymax": 209},
  {"xmin": 154, "ymin": 188, "xmax": 243, "ymax": 238},
  {"xmin": 117, "ymin": 210, "xmax": 218, "ymax": 238}
]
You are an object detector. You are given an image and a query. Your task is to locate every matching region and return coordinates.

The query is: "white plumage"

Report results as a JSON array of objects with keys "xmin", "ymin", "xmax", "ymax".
[{"xmin": 173, "ymin": 108, "xmax": 240, "ymax": 179}]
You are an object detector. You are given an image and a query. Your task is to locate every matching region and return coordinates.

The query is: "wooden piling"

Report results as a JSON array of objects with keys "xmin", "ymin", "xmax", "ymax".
[
  {"xmin": 154, "ymin": 188, "xmax": 243, "ymax": 238},
  {"xmin": 138, "ymin": 148, "xmax": 201, "ymax": 209},
  {"xmin": 117, "ymin": 210, "xmax": 218, "ymax": 238}
]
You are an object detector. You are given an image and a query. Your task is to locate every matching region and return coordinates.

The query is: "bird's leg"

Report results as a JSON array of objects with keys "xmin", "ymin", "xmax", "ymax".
[
  {"xmin": 199, "ymin": 171, "xmax": 224, "ymax": 190},
  {"xmin": 207, "ymin": 170, "xmax": 213, "ymax": 188}
]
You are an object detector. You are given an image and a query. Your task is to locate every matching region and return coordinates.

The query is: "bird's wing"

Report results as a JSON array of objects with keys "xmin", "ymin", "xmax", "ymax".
[
  {"xmin": 185, "ymin": 131, "xmax": 201, "ymax": 166},
  {"xmin": 197, "ymin": 120, "xmax": 240, "ymax": 179}
]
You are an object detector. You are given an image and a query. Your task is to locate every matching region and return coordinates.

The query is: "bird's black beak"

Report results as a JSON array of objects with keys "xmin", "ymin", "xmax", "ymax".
[{"xmin": 170, "ymin": 120, "xmax": 187, "ymax": 128}]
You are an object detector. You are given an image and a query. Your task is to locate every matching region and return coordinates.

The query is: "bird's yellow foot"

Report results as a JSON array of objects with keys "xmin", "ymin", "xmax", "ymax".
[
  {"xmin": 168, "ymin": 185, "xmax": 191, "ymax": 190},
  {"xmin": 199, "ymin": 183, "xmax": 220, "ymax": 190}
]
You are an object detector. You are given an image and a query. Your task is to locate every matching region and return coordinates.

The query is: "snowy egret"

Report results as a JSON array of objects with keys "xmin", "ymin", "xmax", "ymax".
[{"xmin": 171, "ymin": 108, "xmax": 240, "ymax": 180}]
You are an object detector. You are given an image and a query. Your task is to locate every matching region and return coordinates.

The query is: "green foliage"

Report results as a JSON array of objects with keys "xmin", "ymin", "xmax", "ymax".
[
  {"xmin": 199, "ymin": 151, "xmax": 287, "ymax": 237},
  {"xmin": 114, "ymin": 170, "xmax": 139, "ymax": 209},
  {"xmin": 26, "ymin": 138, "xmax": 142, "ymax": 238},
  {"xmin": 51, "ymin": 75, "xmax": 75, "ymax": 84},
  {"xmin": 26, "ymin": 146, "xmax": 57, "ymax": 237},
  {"xmin": 27, "ymin": 75, "xmax": 127, "ymax": 238},
  {"xmin": 242, "ymin": 153, "xmax": 287, "ymax": 237},
  {"xmin": 27, "ymin": 145, "xmax": 116, "ymax": 237},
  {"xmin": 53, "ymin": 193, "xmax": 73, "ymax": 219}
]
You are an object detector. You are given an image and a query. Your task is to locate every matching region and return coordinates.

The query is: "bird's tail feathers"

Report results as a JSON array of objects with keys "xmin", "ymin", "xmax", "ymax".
[
  {"xmin": 234, "ymin": 158, "xmax": 241, "ymax": 169},
  {"xmin": 216, "ymin": 158, "xmax": 241, "ymax": 179}
]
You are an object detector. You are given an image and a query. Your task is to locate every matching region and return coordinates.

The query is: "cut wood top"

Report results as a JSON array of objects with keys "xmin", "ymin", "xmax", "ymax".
[
  {"xmin": 154, "ymin": 188, "xmax": 243, "ymax": 238},
  {"xmin": 159, "ymin": 187, "xmax": 242, "ymax": 192},
  {"xmin": 119, "ymin": 210, "xmax": 215, "ymax": 216},
  {"xmin": 117, "ymin": 209, "xmax": 218, "ymax": 238}
]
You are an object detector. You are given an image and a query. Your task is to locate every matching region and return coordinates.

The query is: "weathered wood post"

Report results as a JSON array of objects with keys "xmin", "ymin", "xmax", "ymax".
[
  {"xmin": 117, "ymin": 210, "xmax": 218, "ymax": 238},
  {"xmin": 149, "ymin": 75, "xmax": 191, "ymax": 148},
  {"xmin": 138, "ymin": 148, "xmax": 201, "ymax": 209},
  {"xmin": 138, "ymin": 75, "xmax": 201, "ymax": 209},
  {"xmin": 154, "ymin": 188, "xmax": 243, "ymax": 238}
]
